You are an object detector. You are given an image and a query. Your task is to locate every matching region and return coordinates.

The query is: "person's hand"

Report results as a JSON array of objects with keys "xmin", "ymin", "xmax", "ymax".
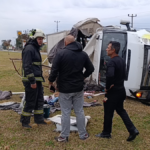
[
  {"xmin": 103, "ymin": 97, "xmax": 108, "ymax": 103},
  {"xmin": 105, "ymin": 84, "xmax": 114, "ymax": 93},
  {"xmin": 31, "ymin": 83, "xmax": 37, "ymax": 89},
  {"xmin": 110, "ymin": 84, "xmax": 114, "ymax": 89},
  {"xmin": 104, "ymin": 88, "xmax": 107, "ymax": 94},
  {"xmin": 49, "ymin": 82, "xmax": 55, "ymax": 92}
]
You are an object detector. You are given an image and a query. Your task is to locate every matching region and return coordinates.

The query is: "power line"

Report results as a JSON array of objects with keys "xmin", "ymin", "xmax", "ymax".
[{"xmin": 128, "ymin": 14, "xmax": 137, "ymax": 28}]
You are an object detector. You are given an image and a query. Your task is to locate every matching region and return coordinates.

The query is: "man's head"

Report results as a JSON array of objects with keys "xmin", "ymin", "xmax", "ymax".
[
  {"xmin": 64, "ymin": 35, "xmax": 75, "ymax": 46},
  {"xmin": 36, "ymin": 37, "xmax": 44, "ymax": 46},
  {"xmin": 106, "ymin": 41, "xmax": 120, "ymax": 57},
  {"xmin": 31, "ymin": 29, "xmax": 45, "ymax": 46}
]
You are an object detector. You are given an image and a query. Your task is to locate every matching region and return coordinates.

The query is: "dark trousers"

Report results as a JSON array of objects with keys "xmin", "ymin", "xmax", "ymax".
[
  {"xmin": 20, "ymin": 81, "xmax": 44, "ymax": 124},
  {"xmin": 103, "ymin": 90, "xmax": 136, "ymax": 134}
]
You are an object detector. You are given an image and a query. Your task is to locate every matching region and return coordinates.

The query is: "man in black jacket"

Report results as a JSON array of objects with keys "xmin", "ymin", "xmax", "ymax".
[
  {"xmin": 95, "ymin": 41, "xmax": 139, "ymax": 141},
  {"xmin": 20, "ymin": 29, "xmax": 49, "ymax": 128},
  {"xmin": 48, "ymin": 35, "xmax": 94, "ymax": 142}
]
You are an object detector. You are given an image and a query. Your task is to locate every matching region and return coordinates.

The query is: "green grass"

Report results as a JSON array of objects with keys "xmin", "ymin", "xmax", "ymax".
[{"xmin": 0, "ymin": 51, "xmax": 150, "ymax": 150}]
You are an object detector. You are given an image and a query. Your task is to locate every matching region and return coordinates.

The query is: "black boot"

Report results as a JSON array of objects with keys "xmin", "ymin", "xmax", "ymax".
[
  {"xmin": 20, "ymin": 115, "xmax": 32, "ymax": 128},
  {"xmin": 127, "ymin": 129, "xmax": 139, "ymax": 141},
  {"xmin": 22, "ymin": 124, "xmax": 32, "ymax": 128},
  {"xmin": 95, "ymin": 132, "xmax": 111, "ymax": 138},
  {"xmin": 34, "ymin": 114, "xmax": 46, "ymax": 124}
]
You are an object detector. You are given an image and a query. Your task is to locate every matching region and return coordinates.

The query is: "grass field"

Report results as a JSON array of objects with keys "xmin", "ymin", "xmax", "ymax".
[{"xmin": 0, "ymin": 51, "xmax": 150, "ymax": 150}]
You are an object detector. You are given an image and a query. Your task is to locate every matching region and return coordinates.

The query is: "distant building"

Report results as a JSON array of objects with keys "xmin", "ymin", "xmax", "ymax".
[{"xmin": 0, "ymin": 45, "xmax": 3, "ymax": 50}]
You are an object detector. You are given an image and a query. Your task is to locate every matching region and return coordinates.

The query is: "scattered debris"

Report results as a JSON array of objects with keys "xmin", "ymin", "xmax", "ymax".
[
  {"xmin": 48, "ymin": 115, "xmax": 91, "ymax": 132},
  {"xmin": 0, "ymin": 90, "xmax": 12, "ymax": 100}
]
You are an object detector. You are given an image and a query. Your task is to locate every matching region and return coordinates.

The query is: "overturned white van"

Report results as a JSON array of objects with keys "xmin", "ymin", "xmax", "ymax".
[{"xmin": 47, "ymin": 18, "xmax": 150, "ymax": 104}]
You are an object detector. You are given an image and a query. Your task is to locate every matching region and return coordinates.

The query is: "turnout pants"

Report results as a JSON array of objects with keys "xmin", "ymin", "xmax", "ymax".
[
  {"xmin": 20, "ymin": 81, "xmax": 44, "ymax": 124},
  {"xmin": 103, "ymin": 90, "xmax": 136, "ymax": 134}
]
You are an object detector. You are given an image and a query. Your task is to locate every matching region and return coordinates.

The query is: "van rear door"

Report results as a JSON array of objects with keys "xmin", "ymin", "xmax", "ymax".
[{"xmin": 141, "ymin": 45, "xmax": 150, "ymax": 90}]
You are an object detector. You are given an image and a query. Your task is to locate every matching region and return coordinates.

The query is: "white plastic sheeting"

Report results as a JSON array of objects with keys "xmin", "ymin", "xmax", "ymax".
[
  {"xmin": 48, "ymin": 115, "xmax": 91, "ymax": 132},
  {"xmin": 47, "ymin": 30, "xmax": 69, "ymax": 54}
]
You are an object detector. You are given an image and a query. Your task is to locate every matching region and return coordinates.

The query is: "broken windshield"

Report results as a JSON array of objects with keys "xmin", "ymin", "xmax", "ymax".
[{"xmin": 99, "ymin": 32, "xmax": 127, "ymax": 84}]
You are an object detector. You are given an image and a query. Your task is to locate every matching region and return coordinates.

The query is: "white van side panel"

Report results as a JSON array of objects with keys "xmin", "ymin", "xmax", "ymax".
[{"xmin": 125, "ymin": 32, "xmax": 144, "ymax": 96}]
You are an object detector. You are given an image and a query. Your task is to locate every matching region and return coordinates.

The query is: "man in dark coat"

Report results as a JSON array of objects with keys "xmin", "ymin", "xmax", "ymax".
[
  {"xmin": 48, "ymin": 35, "xmax": 94, "ymax": 142},
  {"xmin": 20, "ymin": 29, "xmax": 50, "ymax": 128},
  {"xmin": 95, "ymin": 41, "xmax": 139, "ymax": 141}
]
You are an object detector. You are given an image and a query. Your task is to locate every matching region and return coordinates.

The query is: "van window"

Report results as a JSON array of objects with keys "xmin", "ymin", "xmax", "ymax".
[{"xmin": 99, "ymin": 32, "xmax": 127, "ymax": 83}]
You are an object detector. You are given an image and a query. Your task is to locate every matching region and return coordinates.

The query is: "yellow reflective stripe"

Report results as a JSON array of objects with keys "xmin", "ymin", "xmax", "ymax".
[
  {"xmin": 22, "ymin": 77, "xmax": 44, "ymax": 82},
  {"xmin": 32, "ymin": 62, "xmax": 42, "ymax": 65},
  {"xmin": 34, "ymin": 110, "xmax": 43, "ymax": 114},
  {"xmin": 35, "ymin": 77, "xmax": 44, "ymax": 82},
  {"xmin": 22, "ymin": 111, "xmax": 32, "ymax": 116},
  {"xmin": 22, "ymin": 100, "xmax": 26, "ymax": 112},
  {"xmin": 22, "ymin": 69, "xmax": 25, "ymax": 77},
  {"xmin": 26, "ymin": 73, "xmax": 34, "ymax": 78},
  {"xmin": 22, "ymin": 77, "xmax": 29, "ymax": 81}
]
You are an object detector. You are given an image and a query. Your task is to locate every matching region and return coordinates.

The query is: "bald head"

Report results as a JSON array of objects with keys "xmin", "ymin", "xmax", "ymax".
[{"xmin": 64, "ymin": 35, "xmax": 75, "ymax": 46}]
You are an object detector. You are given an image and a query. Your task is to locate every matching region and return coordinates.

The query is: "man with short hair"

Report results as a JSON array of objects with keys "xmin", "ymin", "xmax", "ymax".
[
  {"xmin": 95, "ymin": 41, "xmax": 139, "ymax": 141},
  {"xmin": 48, "ymin": 35, "xmax": 94, "ymax": 142},
  {"xmin": 20, "ymin": 29, "xmax": 50, "ymax": 128}
]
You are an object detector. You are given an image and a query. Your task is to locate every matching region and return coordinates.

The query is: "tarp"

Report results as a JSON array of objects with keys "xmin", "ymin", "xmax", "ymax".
[
  {"xmin": 0, "ymin": 90, "xmax": 12, "ymax": 100},
  {"xmin": 73, "ymin": 18, "xmax": 101, "ymax": 36},
  {"xmin": 136, "ymin": 29, "xmax": 150, "ymax": 45},
  {"xmin": 47, "ymin": 18, "xmax": 102, "ymax": 63},
  {"xmin": 47, "ymin": 30, "xmax": 69, "ymax": 55},
  {"xmin": 83, "ymin": 32, "xmax": 101, "ymax": 83}
]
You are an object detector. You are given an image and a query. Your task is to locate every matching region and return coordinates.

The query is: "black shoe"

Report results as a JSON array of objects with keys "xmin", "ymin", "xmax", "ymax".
[
  {"xmin": 95, "ymin": 132, "xmax": 111, "ymax": 138},
  {"xmin": 127, "ymin": 129, "xmax": 139, "ymax": 141},
  {"xmin": 22, "ymin": 124, "xmax": 32, "ymax": 128}
]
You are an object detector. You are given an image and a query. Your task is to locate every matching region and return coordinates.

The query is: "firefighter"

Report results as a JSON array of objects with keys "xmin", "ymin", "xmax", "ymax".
[{"xmin": 20, "ymin": 29, "xmax": 48, "ymax": 128}]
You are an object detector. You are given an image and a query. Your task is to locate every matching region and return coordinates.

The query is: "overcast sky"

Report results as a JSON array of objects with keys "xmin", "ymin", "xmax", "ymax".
[{"xmin": 0, "ymin": 0, "xmax": 150, "ymax": 45}]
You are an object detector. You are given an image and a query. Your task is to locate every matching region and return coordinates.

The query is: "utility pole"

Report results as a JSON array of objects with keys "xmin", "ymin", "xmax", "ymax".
[
  {"xmin": 54, "ymin": 21, "xmax": 60, "ymax": 32},
  {"xmin": 128, "ymin": 14, "xmax": 137, "ymax": 28}
]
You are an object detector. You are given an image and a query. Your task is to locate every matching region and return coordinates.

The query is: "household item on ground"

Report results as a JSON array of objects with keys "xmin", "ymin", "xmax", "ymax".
[
  {"xmin": 84, "ymin": 92, "xmax": 105, "ymax": 97},
  {"xmin": 12, "ymin": 92, "xmax": 25, "ymax": 95},
  {"xmin": 0, "ymin": 102, "xmax": 20, "ymax": 112},
  {"xmin": 87, "ymin": 96, "xmax": 93, "ymax": 99},
  {"xmin": 83, "ymin": 101, "xmax": 102, "ymax": 107},
  {"xmin": 84, "ymin": 83, "xmax": 104, "ymax": 91},
  {"xmin": 20, "ymin": 93, "xmax": 59, "ymax": 110},
  {"xmin": 0, "ymin": 102, "xmax": 15, "ymax": 106},
  {"xmin": 44, "ymin": 95, "xmax": 59, "ymax": 106},
  {"xmin": 0, "ymin": 90, "xmax": 12, "ymax": 100},
  {"xmin": 43, "ymin": 104, "xmax": 51, "ymax": 118},
  {"xmin": 0, "ymin": 99, "xmax": 102, "ymax": 114},
  {"xmin": 48, "ymin": 115, "xmax": 91, "ymax": 132},
  {"xmin": 19, "ymin": 93, "xmax": 25, "ymax": 109},
  {"xmin": 48, "ymin": 97, "xmax": 58, "ymax": 106},
  {"xmin": 93, "ymin": 93, "xmax": 105, "ymax": 96}
]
